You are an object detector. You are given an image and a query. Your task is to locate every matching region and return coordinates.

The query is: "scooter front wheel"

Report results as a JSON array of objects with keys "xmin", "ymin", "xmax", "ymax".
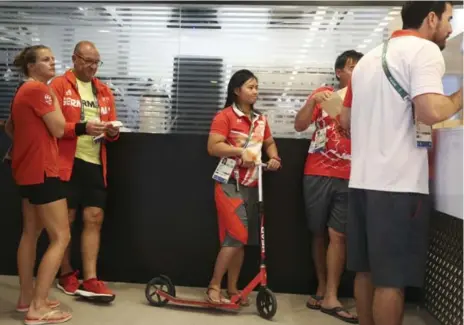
[
  {"xmin": 256, "ymin": 287, "xmax": 277, "ymax": 320},
  {"xmin": 145, "ymin": 275, "xmax": 176, "ymax": 307}
]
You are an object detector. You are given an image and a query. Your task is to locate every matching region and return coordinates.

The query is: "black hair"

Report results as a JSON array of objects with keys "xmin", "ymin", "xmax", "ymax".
[
  {"xmin": 13, "ymin": 45, "xmax": 50, "ymax": 77},
  {"xmin": 224, "ymin": 69, "xmax": 258, "ymax": 109},
  {"xmin": 401, "ymin": 1, "xmax": 453, "ymax": 29},
  {"xmin": 334, "ymin": 50, "xmax": 364, "ymax": 81}
]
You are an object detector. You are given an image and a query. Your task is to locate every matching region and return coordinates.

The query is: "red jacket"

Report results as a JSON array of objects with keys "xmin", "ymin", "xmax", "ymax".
[{"xmin": 49, "ymin": 70, "xmax": 119, "ymax": 186}]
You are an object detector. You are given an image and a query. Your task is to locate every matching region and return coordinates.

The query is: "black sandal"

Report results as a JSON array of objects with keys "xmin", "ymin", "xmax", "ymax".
[{"xmin": 320, "ymin": 306, "xmax": 359, "ymax": 324}]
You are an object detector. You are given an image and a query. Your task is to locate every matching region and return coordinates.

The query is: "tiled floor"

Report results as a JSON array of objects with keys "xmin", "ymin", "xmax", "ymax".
[{"xmin": 0, "ymin": 275, "xmax": 440, "ymax": 325}]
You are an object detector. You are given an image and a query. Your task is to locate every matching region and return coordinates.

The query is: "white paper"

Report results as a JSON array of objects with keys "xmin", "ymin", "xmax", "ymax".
[{"xmin": 320, "ymin": 90, "xmax": 344, "ymax": 118}]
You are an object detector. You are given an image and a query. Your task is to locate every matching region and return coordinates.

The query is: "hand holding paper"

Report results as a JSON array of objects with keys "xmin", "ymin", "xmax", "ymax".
[
  {"xmin": 320, "ymin": 87, "xmax": 347, "ymax": 118},
  {"xmin": 93, "ymin": 121, "xmax": 123, "ymax": 142}
]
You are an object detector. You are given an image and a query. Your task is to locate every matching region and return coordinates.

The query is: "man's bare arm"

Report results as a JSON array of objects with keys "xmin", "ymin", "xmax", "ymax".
[{"xmin": 414, "ymin": 88, "xmax": 463, "ymax": 126}]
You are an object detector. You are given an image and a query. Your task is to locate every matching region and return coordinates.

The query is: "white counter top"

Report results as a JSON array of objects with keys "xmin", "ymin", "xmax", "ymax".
[{"xmin": 433, "ymin": 126, "xmax": 463, "ymax": 219}]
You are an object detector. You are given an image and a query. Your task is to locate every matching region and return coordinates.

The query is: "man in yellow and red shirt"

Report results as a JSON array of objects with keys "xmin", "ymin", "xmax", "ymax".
[
  {"xmin": 294, "ymin": 50, "xmax": 363, "ymax": 323},
  {"xmin": 50, "ymin": 41, "xmax": 120, "ymax": 302}
]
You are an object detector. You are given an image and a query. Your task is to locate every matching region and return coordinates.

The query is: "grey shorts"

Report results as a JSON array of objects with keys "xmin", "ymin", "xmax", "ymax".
[
  {"xmin": 303, "ymin": 175, "xmax": 349, "ymax": 234},
  {"xmin": 347, "ymin": 188, "xmax": 431, "ymax": 288}
]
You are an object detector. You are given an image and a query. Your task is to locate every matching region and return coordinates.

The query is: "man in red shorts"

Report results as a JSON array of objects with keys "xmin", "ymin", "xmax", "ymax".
[{"xmin": 50, "ymin": 40, "xmax": 120, "ymax": 302}]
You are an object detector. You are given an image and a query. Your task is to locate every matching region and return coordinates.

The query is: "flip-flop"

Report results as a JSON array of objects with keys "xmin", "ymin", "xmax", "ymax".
[
  {"xmin": 205, "ymin": 286, "xmax": 230, "ymax": 304},
  {"xmin": 24, "ymin": 310, "xmax": 72, "ymax": 325},
  {"xmin": 306, "ymin": 295, "xmax": 324, "ymax": 310},
  {"xmin": 320, "ymin": 306, "xmax": 359, "ymax": 324},
  {"xmin": 226, "ymin": 290, "xmax": 250, "ymax": 306},
  {"xmin": 16, "ymin": 300, "xmax": 61, "ymax": 313}
]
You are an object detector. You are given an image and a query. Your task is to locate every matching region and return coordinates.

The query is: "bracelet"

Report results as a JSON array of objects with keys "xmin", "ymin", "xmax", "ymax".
[{"xmin": 270, "ymin": 156, "xmax": 281, "ymax": 162}]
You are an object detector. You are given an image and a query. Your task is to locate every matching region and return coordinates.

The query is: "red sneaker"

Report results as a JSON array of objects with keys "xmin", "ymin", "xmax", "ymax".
[
  {"xmin": 77, "ymin": 278, "xmax": 116, "ymax": 303},
  {"xmin": 56, "ymin": 271, "xmax": 80, "ymax": 295}
]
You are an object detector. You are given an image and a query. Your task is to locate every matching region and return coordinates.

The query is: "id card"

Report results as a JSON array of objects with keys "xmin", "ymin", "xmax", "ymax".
[
  {"xmin": 212, "ymin": 158, "xmax": 237, "ymax": 183},
  {"xmin": 415, "ymin": 119, "xmax": 433, "ymax": 148},
  {"xmin": 308, "ymin": 127, "xmax": 328, "ymax": 153}
]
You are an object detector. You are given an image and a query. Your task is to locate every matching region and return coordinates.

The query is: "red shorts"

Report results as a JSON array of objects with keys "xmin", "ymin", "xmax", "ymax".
[{"xmin": 214, "ymin": 181, "xmax": 259, "ymax": 247}]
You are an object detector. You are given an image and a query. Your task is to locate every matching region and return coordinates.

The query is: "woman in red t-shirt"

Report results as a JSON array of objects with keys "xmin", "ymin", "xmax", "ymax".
[
  {"xmin": 206, "ymin": 69, "xmax": 281, "ymax": 304},
  {"xmin": 9, "ymin": 45, "xmax": 71, "ymax": 324}
]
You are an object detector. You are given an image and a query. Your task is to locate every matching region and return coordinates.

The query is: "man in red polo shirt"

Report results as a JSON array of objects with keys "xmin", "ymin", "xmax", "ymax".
[{"xmin": 294, "ymin": 50, "xmax": 363, "ymax": 323}]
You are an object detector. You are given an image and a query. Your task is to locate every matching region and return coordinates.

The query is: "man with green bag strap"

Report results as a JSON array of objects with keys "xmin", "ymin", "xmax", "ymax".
[{"xmin": 340, "ymin": 2, "xmax": 462, "ymax": 325}]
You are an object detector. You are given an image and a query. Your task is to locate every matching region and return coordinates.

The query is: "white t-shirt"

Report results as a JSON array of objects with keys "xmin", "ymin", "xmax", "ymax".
[{"xmin": 344, "ymin": 35, "xmax": 445, "ymax": 194}]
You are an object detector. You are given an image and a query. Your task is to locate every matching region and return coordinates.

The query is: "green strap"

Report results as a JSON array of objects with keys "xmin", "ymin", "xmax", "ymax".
[{"xmin": 381, "ymin": 39, "xmax": 410, "ymax": 101}]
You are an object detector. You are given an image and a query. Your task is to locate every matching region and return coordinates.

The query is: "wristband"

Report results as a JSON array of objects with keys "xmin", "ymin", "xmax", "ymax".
[{"xmin": 75, "ymin": 122, "xmax": 87, "ymax": 136}]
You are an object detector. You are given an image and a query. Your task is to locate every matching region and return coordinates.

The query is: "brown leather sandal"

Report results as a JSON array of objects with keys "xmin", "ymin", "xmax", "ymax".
[
  {"xmin": 205, "ymin": 286, "xmax": 230, "ymax": 304},
  {"xmin": 226, "ymin": 290, "xmax": 250, "ymax": 306}
]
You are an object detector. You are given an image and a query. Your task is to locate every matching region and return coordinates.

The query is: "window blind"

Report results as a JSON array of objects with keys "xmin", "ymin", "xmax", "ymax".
[{"xmin": 0, "ymin": 2, "xmax": 399, "ymax": 137}]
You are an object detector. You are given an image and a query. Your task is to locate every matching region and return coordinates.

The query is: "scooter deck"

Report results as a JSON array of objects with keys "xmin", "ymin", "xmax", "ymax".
[{"xmin": 157, "ymin": 290, "xmax": 242, "ymax": 310}]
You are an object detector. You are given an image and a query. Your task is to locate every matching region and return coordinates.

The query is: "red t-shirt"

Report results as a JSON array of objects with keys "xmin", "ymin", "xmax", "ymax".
[
  {"xmin": 304, "ymin": 86, "xmax": 351, "ymax": 180},
  {"xmin": 210, "ymin": 105, "xmax": 272, "ymax": 187},
  {"xmin": 11, "ymin": 81, "xmax": 59, "ymax": 185}
]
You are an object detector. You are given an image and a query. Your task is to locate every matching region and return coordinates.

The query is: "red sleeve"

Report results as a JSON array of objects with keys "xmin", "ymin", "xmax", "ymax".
[
  {"xmin": 50, "ymin": 78, "xmax": 77, "ymax": 139},
  {"xmin": 264, "ymin": 118, "xmax": 272, "ymax": 140},
  {"xmin": 308, "ymin": 87, "xmax": 331, "ymax": 122},
  {"xmin": 210, "ymin": 111, "xmax": 229, "ymax": 137},
  {"xmin": 26, "ymin": 83, "xmax": 55, "ymax": 117},
  {"xmin": 343, "ymin": 79, "xmax": 353, "ymax": 108}
]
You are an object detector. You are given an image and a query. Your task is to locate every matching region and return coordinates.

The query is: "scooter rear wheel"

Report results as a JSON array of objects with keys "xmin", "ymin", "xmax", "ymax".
[
  {"xmin": 145, "ymin": 275, "xmax": 176, "ymax": 307},
  {"xmin": 256, "ymin": 287, "xmax": 277, "ymax": 320}
]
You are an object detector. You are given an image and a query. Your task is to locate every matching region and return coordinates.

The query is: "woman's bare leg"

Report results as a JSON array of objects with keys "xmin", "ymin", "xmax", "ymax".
[
  {"xmin": 26, "ymin": 199, "xmax": 71, "ymax": 321},
  {"xmin": 17, "ymin": 199, "xmax": 43, "ymax": 307},
  {"xmin": 208, "ymin": 246, "xmax": 241, "ymax": 302}
]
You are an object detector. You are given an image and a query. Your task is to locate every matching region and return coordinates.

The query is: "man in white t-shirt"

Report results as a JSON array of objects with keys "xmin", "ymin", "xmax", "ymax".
[{"xmin": 340, "ymin": 2, "xmax": 462, "ymax": 325}]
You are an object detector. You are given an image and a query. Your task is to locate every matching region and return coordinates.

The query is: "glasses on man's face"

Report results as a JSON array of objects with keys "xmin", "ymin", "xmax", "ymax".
[{"xmin": 75, "ymin": 53, "xmax": 103, "ymax": 68}]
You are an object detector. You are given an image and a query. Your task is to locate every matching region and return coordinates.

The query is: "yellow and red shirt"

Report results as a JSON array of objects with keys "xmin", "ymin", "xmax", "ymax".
[
  {"xmin": 49, "ymin": 70, "xmax": 119, "ymax": 187},
  {"xmin": 11, "ymin": 81, "xmax": 60, "ymax": 185},
  {"xmin": 304, "ymin": 86, "xmax": 351, "ymax": 180},
  {"xmin": 210, "ymin": 104, "xmax": 272, "ymax": 187}
]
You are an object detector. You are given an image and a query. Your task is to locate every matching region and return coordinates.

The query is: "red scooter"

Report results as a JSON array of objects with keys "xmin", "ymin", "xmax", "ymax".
[{"xmin": 145, "ymin": 163, "xmax": 277, "ymax": 320}]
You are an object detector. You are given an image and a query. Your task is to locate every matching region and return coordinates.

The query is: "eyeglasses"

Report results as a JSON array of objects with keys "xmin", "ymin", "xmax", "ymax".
[{"xmin": 75, "ymin": 53, "xmax": 103, "ymax": 67}]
